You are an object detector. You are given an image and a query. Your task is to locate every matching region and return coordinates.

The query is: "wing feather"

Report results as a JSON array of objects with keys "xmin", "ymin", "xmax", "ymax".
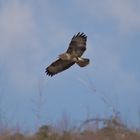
[
  {"xmin": 66, "ymin": 32, "xmax": 87, "ymax": 57},
  {"xmin": 45, "ymin": 59, "xmax": 75, "ymax": 76}
]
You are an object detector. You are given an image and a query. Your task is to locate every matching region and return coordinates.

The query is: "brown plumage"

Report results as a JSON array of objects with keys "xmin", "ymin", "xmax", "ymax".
[{"xmin": 45, "ymin": 32, "xmax": 90, "ymax": 76}]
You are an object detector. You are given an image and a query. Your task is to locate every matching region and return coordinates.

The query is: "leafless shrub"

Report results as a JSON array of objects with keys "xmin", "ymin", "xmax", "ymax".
[
  {"xmin": 31, "ymin": 80, "xmax": 46, "ymax": 129},
  {"xmin": 0, "ymin": 115, "xmax": 140, "ymax": 140},
  {"xmin": 78, "ymin": 77, "xmax": 119, "ymax": 116}
]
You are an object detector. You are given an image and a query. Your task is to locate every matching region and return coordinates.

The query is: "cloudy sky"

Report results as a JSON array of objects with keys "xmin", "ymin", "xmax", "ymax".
[{"xmin": 0, "ymin": 0, "xmax": 140, "ymax": 131}]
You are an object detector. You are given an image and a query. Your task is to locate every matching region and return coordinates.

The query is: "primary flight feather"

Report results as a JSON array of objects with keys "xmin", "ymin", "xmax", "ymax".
[{"xmin": 45, "ymin": 32, "xmax": 90, "ymax": 76}]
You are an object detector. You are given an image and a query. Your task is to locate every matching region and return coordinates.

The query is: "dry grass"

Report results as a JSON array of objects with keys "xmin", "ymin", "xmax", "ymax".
[{"xmin": 0, "ymin": 116, "xmax": 140, "ymax": 140}]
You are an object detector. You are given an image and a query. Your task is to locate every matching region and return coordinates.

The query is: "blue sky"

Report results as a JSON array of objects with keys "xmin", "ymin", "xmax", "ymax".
[{"xmin": 0, "ymin": 0, "xmax": 140, "ymax": 131}]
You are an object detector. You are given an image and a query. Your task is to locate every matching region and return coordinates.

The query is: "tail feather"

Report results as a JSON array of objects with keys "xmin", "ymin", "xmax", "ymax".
[{"xmin": 76, "ymin": 58, "xmax": 90, "ymax": 67}]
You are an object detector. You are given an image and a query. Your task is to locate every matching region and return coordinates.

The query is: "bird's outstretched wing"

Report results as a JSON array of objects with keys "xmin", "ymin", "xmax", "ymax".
[
  {"xmin": 45, "ymin": 32, "xmax": 89, "ymax": 76},
  {"xmin": 66, "ymin": 32, "xmax": 87, "ymax": 57},
  {"xmin": 45, "ymin": 59, "xmax": 75, "ymax": 76}
]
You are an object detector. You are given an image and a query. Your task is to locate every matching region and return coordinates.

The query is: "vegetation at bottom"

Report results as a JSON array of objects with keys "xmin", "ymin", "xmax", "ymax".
[{"xmin": 0, "ymin": 115, "xmax": 140, "ymax": 140}]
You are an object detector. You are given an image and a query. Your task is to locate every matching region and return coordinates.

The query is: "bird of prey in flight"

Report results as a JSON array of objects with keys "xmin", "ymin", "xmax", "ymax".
[{"xmin": 45, "ymin": 32, "xmax": 90, "ymax": 76}]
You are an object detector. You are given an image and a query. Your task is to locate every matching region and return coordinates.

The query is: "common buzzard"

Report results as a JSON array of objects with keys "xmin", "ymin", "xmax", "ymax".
[{"xmin": 45, "ymin": 32, "xmax": 90, "ymax": 76}]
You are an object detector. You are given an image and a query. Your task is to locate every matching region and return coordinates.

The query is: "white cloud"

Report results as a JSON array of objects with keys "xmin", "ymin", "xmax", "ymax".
[
  {"xmin": 0, "ymin": 0, "xmax": 41, "ymax": 92},
  {"xmin": 0, "ymin": 0, "xmax": 139, "ymax": 97},
  {"xmin": 72, "ymin": 0, "xmax": 140, "ymax": 96},
  {"xmin": 0, "ymin": 0, "xmax": 75, "ymax": 94},
  {"xmin": 0, "ymin": 1, "xmax": 34, "ymax": 46},
  {"xmin": 0, "ymin": 0, "xmax": 139, "ymax": 128},
  {"xmin": 75, "ymin": 0, "xmax": 140, "ymax": 33},
  {"xmin": 86, "ymin": 37, "xmax": 140, "ymax": 98}
]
